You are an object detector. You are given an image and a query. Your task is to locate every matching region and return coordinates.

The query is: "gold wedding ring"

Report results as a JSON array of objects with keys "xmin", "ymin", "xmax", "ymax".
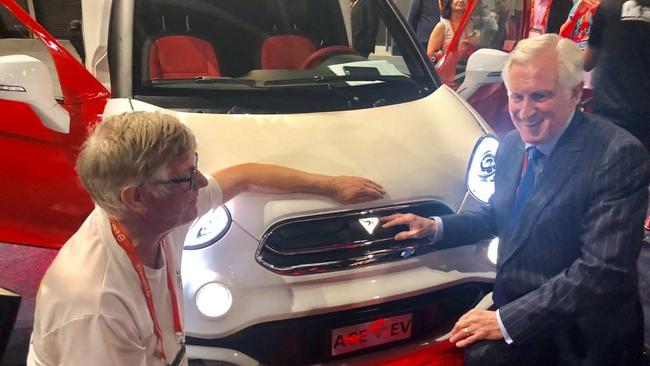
[{"xmin": 463, "ymin": 327, "xmax": 470, "ymax": 335}]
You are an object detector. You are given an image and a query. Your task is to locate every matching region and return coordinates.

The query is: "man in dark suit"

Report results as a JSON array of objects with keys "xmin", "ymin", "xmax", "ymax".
[
  {"xmin": 406, "ymin": 0, "xmax": 441, "ymax": 51},
  {"xmin": 351, "ymin": 0, "xmax": 380, "ymax": 58},
  {"xmin": 381, "ymin": 33, "xmax": 649, "ymax": 365}
]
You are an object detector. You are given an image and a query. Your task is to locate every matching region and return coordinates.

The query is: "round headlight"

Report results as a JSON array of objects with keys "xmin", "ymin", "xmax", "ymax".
[
  {"xmin": 184, "ymin": 206, "xmax": 232, "ymax": 250},
  {"xmin": 466, "ymin": 135, "xmax": 499, "ymax": 205},
  {"xmin": 196, "ymin": 282, "xmax": 233, "ymax": 318}
]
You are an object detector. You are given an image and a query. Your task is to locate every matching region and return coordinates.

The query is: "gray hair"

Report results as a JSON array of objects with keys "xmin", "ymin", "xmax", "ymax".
[
  {"xmin": 76, "ymin": 111, "xmax": 197, "ymax": 215},
  {"xmin": 503, "ymin": 34, "xmax": 583, "ymax": 91}
]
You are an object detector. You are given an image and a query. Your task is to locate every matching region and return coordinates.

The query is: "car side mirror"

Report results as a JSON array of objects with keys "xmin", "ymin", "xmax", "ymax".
[
  {"xmin": 456, "ymin": 49, "xmax": 508, "ymax": 100},
  {"xmin": 0, "ymin": 55, "xmax": 70, "ymax": 133}
]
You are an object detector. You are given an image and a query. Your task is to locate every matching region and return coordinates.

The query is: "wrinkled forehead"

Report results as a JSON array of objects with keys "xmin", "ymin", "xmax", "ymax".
[{"xmin": 505, "ymin": 51, "xmax": 561, "ymax": 86}]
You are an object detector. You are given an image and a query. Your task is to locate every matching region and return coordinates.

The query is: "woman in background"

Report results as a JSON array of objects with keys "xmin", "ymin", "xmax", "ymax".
[{"xmin": 427, "ymin": 0, "xmax": 477, "ymax": 60}]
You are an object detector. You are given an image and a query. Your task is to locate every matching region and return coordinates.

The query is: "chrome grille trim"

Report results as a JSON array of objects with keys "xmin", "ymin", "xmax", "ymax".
[
  {"xmin": 263, "ymin": 237, "xmax": 396, "ymax": 256},
  {"xmin": 256, "ymin": 200, "xmax": 454, "ymax": 275},
  {"xmin": 261, "ymin": 242, "xmax": 431, "ymax": 275}
]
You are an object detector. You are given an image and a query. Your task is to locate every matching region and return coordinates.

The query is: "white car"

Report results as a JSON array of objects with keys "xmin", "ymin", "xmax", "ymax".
[{"xmin": 0, "ymin": 0, "xmax": 501, "ymax": 364}]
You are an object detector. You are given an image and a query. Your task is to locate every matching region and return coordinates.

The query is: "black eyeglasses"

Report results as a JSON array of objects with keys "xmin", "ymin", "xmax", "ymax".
[{"xmin": 151, "ymin": 153, "xmax": 199, "ymax": 192}]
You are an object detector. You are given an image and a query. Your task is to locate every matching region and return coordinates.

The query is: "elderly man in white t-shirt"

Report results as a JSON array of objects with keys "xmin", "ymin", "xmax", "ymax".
[{"xmin": 26, "ymin": 111, "xmax": 385, "ymax": 366}]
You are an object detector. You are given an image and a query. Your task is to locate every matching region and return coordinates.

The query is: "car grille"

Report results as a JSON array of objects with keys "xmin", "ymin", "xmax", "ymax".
[
  {"xmin": 186, "ymin": 282, "xmax": 491, "ymax": 366},
  {"xmin": 256, "ymin": 200, "xmax": 454, "ymax": 275}
]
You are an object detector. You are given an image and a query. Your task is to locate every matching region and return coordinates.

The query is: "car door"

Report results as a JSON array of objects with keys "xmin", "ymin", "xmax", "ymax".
[{"xmin": 0, "ymin": 0, "xmax": 109, "ymax": 249}]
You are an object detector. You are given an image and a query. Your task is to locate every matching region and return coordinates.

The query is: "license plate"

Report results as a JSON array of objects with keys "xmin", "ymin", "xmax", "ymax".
[{"xmin": 330, "ymin": 313, "xmax": 412, "ymax": 356}]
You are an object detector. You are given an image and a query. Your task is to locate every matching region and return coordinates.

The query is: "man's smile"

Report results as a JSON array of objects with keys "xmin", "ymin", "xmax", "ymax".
[{"xmin": 519, "ymin": 116, "xmax": 544, "ymax": 128}]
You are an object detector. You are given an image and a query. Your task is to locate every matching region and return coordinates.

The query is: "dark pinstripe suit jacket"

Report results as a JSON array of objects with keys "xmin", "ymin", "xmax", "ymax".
[{"xmin": 440, "ymin": 111, "xmax": 649, "ymax": 361}]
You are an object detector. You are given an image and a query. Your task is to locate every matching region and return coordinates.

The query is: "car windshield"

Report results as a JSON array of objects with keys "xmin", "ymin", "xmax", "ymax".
[{"xmin": 131, "ymin": 0, "xmax": 437, "ymax": 113}]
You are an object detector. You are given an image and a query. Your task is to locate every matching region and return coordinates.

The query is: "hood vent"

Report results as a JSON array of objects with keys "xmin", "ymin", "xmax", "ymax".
[{"xmin": 257, "ymin": 200, "xmax": 454, "ymax": 275}]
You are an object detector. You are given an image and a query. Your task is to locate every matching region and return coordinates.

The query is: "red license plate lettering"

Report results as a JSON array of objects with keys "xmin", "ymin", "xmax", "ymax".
[{"xmin": 331, "ymin": 313, "xmax": 412, "ymax": 356}]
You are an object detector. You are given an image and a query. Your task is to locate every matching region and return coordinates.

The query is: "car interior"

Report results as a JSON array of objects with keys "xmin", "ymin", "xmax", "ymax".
[{"xmin": 136, "ymin": 0, "xmax": 352, "ymax": 80}]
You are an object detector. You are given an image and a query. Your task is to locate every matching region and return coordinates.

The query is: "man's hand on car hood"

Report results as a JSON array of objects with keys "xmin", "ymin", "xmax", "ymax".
[{"xmin": 329, "ymin": 176, "xmax": 386, "ymax": 204}]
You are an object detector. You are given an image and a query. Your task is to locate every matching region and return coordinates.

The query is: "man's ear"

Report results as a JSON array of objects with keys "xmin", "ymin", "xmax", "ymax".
[
  {"xmin": 571, "ymin": 82, "xmax": 584, "ymax": 104},
  {"xmin": 120, "ymin": 185, "xmax": 147, "ymax": 213}
]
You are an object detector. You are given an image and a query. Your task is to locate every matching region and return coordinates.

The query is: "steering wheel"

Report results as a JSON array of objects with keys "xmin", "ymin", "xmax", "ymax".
[{"xmin": 299, "ymin": 45, "xmax": 360, "ymax": 70}]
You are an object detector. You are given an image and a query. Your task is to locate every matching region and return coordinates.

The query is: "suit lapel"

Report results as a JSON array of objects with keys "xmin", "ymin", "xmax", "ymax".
[
  {"xmin": 497, "ymin": 135, "xmax": 524, "ymax": 226},
  {"xmin": 499, "ymin": 112, "xmax": 586, "ymax": 268},
  {"xmin": 501, "ymin": 139, "xmax": 525, "ymax": 215},
  {"xmin": 494, "ymin": 133, "xmax": 525, "ymax": 265}
]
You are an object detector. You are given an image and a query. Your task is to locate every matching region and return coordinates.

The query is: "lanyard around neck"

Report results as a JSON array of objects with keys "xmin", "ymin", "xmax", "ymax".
[{"xmin": 109, "ymin": 219, "xmax": 183, "ymax": 362}]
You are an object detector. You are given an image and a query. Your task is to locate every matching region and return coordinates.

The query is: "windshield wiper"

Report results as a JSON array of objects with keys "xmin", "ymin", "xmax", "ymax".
[
  {"xmin": 264, "ymin": 75, "xmax": 423, "ymax": 91},
  {"xmin": 150, "ymin": 76, "xmax": 256, "ymax": 86},
  {"xmin": 194, "ymin": 76, "xmax": 256, "ymax": 86}
]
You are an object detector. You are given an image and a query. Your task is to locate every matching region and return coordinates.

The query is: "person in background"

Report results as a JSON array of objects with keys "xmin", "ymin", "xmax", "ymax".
[
  {"xmin": 382, "ymin": 34, "xmax": 648, "ymax": 365},
  {"xmin": 559, "ymin": 0, "xmax": 600, "ymax": 49},
  {"xmin": 0, "ymin": 15, "xmax": 7, "ymax": 38},
  {"xmin": 351, "ymin": 0, "xmax": 380, "ymax": 58},
  {"xmin": 475, "ymin": 4, "xmax": 499, "ymax": 49},
  {"xmin": 584, "ymin": 0, "xmax": 650, "ymax": 354},
  {"xmin": 426, "ymin": 0, "xmax": 477, "ymax": 61},
  {"xmin": 491, "ymin": 0, "xmax": 515, "ymax": 49},
  {"xmin": 583, "ymin": 0, "xmax": 649, "ymax": 149},
  {"xmin": 528, "ymin": 0, "xmax": 573, "ymax": 36},
  {"xmin": 406, "ymin": 0, "xmax": 441, "ymax": 51},
  {"xmin": 27, "ymin": 111, "xmax": 385, "ymax": 366},
  {"xmin": 67, "ymin": 20, "xmax": 85, "ymax": 64}
]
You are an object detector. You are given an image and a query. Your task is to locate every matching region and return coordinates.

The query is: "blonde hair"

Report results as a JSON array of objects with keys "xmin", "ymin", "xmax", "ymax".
[
  {"xmin": 503, "ymin": 33, "xmax": 583, "ymax": 92},
  {"xmin": 76, "ymin": 111, "xmax": 196, "ymax": 215}
]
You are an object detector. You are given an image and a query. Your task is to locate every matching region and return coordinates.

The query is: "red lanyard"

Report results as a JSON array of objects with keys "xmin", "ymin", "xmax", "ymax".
[{"xmin": 110, "ymin": 220, "xmax": 183, "ymax": 362}]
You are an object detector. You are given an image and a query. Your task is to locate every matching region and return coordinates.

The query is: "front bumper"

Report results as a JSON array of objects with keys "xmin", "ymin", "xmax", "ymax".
[{"xmin": 187, "ymin": 281, "xmax": 491, "ymax": 365}]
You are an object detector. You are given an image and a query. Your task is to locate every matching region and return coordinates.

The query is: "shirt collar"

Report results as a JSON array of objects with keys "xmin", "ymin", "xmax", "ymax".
[{"xmin": 524, "ymin": 109, "xmax": 575, "ymax": 156}]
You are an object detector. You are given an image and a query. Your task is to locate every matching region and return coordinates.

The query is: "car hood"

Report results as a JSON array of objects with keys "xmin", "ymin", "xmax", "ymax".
[{"xmin": 104, "ymin": 85, "xmax": 487, "ymax": 240}]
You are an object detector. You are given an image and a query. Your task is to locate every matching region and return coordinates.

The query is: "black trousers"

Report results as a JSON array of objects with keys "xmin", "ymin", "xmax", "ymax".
[{"xmin": 464, "ymin": 303, "xmax": 644, "ymax": 366}]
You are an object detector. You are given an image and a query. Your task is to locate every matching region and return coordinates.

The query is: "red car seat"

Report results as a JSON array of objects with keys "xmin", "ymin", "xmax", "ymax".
[
  {"xmin": 260, "ymin": 34, "xmax": 317, "ymax": 69},
  {"xmin": 149, "ymin": 35, "xmax": 220, "ymax": 79}
]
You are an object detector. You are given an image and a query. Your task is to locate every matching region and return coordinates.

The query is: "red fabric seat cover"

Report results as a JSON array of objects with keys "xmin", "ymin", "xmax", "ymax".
[
  {"xmin": 149, "ymin": 35, "xmax": 220, "ymax": 79},
  {"xmin": 261, "ymin": 34, "xmax": 317, "ymax": 69}
]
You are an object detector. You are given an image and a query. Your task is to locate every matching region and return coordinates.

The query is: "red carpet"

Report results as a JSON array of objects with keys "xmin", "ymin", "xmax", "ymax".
[{"xmin": 0, "ymin": 243, "xmax": 57, "ymax": 366}]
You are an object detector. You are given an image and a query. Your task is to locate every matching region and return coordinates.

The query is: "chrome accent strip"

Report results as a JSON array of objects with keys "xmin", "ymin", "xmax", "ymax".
[
  {"xmin": 259, "ymin": 239, "xmax": 435, "ymax": 275},
  {"xmin": 0, "ymin": 84, "xmax": 26, "ymax": 92},
  {"xmin": 264, "ymin": 237, "xmax": 395, "ymax": 256}
]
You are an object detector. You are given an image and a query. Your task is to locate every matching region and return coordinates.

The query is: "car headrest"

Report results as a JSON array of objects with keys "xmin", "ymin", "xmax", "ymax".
[
  {"xmin": 149, "ymin": 35, "xmax": 220, "ymax": 79},
  {"xmin": 260, "ymin": 34, "xmax": 317, "ymax": 69}
]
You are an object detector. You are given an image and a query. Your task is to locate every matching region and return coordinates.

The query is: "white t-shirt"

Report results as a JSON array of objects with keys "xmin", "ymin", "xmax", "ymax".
[{"xmin": 27, "ymin": 177, "xmax": 223, "ymax": 366}]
